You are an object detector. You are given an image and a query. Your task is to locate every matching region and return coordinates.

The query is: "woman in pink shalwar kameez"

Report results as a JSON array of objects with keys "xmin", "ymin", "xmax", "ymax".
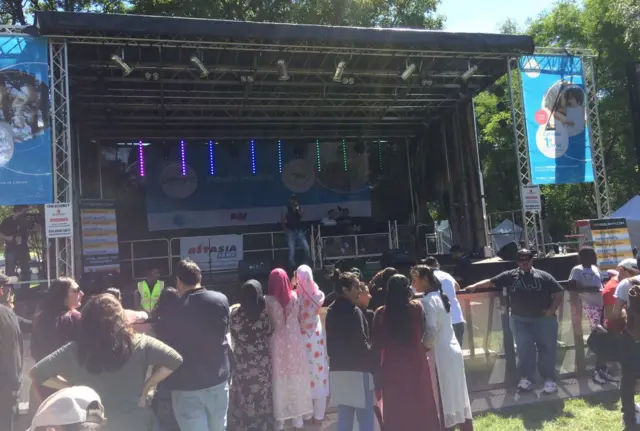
[
  {"xmin": 296, "ymin": 265, "xmax": 330, "ymax": 423},
  {"xmin": 266, "ymin": 268, "xmax": 313, "ymax": 430}
]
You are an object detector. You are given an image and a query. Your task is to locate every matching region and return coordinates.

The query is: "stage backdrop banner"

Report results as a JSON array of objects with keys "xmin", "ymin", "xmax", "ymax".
[
  {"xmin": 80, "ymin": 200, "xmax": 121, "ymax": 273},
  {"xmin": 180, "ymin": 235, "xmax": 243, "ymax": 271},
  {"xmin": 0, "ymin": 36, "xmax": 53, "ymax": 205},
  {"xmin": 519, "ymin": 56, "xmax": 594, "ymax": 185},
  {"xmin": 146, "ymin": 141, "xmax": 372, "ymax": 230},
  {"xmin": 590, "ymin": 218, "xmax": 634, "ymax": 270}
]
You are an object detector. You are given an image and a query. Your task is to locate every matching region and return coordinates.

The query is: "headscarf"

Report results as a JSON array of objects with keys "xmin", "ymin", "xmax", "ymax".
[
  {"xmin": 268, "ymin": 268, "xmax": 295, "ymax": 321},
  {"xmin": 240, "ymin": 279, "xmax": 265, "ymax": 322},
  {"xmin": 384, "ymin": 274, "xmax": 413, "ymax": 345},
  {"xmin": 296, "ymin": 265, "xmax": 325, "ymax": 334}
]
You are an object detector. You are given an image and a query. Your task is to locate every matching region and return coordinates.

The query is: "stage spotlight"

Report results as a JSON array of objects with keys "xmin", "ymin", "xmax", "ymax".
[
  {"xmin": 334, "ymin": 61, "xmax": 347, "ymax": 82},
  {"xmin": 276, "ymin": 59, "xmax": 290, "ymax": 81},
  {"xmin": 111, "ymin": 54, "xmax": 133, "ymax": 76},
  {"xmin": 354, "ymin": 141, "xmax": 365, "ymax": 156},
  {"xmin": 347, "ymin": 77, "xmax": 355, "ymax": 85},
  {"xmin": 401, "ymin": 63, "xmax": 417, "ymax": 81},
  {"xmin": 461, "ymin": 65, "xmax": 478, "ymax": 81},
  {"xmin": 144, "ymin": 72, "xmax": 152, "ymax": 81},
  {"xmin": 190, "ymin": 55, "xmax": 209, "ymax": 78},
  {"xmin": 421, "ymin": 78, "xmax": 433, "ymax": 87}
]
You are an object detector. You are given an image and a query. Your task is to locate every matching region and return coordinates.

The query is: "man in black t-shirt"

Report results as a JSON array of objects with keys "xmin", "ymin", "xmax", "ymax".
[
  {"xmin": 467, "ymin": 248, "xmax": 564, "ymax": 394},
  {"xmin": 0, "ymin": 205, "xmax": 31, "ymax": 281},
  {"xmin": 0, "ymin": 273, "xmax": 23, "ymax": 431},
  {"xmin": 281, "ymin": 195, "xmax": 310, "ymax": 268}
]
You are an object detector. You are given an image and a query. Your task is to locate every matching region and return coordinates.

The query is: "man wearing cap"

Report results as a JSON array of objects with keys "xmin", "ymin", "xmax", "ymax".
[
  {"xmin": 603, "ymin": 258, "xmax": 640, "ymax": 333},
  {"xmin": 0, "ymin": 273, "xmax": 23, "ymax": 431},
  {"xmin": 467, "ymin": 249, "xmax": 564, "ymax": 394},
  {"xmin": 27, "ymin": 386, "xmax": 106, "ymax": 431}
]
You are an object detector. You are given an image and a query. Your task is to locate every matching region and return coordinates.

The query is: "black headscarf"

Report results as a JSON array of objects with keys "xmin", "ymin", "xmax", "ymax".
[{"xmin": 240, "ymin": 279, "xmax": 266, "ymax": 322}]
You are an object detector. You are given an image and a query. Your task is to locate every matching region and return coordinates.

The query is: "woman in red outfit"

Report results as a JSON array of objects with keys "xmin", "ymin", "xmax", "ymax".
[{"xmin": 372, "ymin": 274, "xmax": 441, "ymax": 431}]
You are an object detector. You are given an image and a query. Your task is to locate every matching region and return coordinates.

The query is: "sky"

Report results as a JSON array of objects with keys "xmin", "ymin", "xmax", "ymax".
[{"xmin": 439, "ymin": 0, "xmax": 557, "ymax": 33}]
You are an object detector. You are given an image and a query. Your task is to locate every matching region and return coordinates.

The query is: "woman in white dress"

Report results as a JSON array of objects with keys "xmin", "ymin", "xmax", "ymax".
[
  {"xmin": 266, "ymin": 268, "xmax": 313, "ymax": 430},
  {"xmin": 411, "ymin": 264, "xmax": 474, "ymax": 431},
  {"xmin": 295, "ymin": 265, "xmax": 329, "ymax": 423}
]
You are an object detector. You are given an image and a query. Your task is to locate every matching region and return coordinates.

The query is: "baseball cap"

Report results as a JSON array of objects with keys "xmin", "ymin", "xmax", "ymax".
[
  {"xmin": 28, "ymin": 386, "xmax": 104, "ymax": 430},
  {"xmin": 619, "ymin": 258, "xmax": 640, "ymax": 273}
]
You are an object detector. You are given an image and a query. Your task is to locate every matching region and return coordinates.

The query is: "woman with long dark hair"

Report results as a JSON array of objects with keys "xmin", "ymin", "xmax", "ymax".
[
  {"xmin": 326, "ymin": 270, "xmax": 376, "ymax": 431},
  {"xmin": 266, "ymin": 269, "xmax": 312, "ymax": 429},
  {"xmin": 30, "ymin": 277, "xmax": 83, "ymax": 409},
  {"xmin": 29, "ymin": 294, "xmax": 183, "ymax": 431},
  {"xmin": 372, "ymin": 274, "xmax": 441, "ymax": 430},
  {"xmin": 412, "ymin": 265, "xmax": 473, "ymax": 431},
  {"xmin": 368, "ymin": 267, "xmax": 398, "ymax": 311},
  {"xmin": 228, "ymin": 279, "xmax": 275, "ymax": 431}
]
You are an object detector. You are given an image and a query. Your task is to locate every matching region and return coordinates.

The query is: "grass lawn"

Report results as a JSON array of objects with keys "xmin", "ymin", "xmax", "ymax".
[{"xmin": 475, "ymin": 392, "xmax": 626, "ymax": 430}]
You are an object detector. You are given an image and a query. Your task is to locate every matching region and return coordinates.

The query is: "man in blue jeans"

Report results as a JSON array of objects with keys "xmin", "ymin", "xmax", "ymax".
[
  {"xmin": 467, "ymin": 248, "xmax": 564, "ymax": 393},
  {"xmin": 163, "ymin": 259, "xmax": 231, "ymax": 431},
  {"xmin": 281, "ymin": 194, "xmax": 310, "ymax": 267}
]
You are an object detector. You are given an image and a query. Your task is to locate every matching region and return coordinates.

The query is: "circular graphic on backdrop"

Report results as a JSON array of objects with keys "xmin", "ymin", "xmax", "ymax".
[
  {"xmin": 522, "ymin": 58, "xmax": 541, "ymax": 79},
  {"xmin": 0, "ymin": 122, "xmax": 14, "ymax": 167},
  {"xmin": 159, "ymin": 163, "xmax": 198, "ymax": 199},
  {"xmin": 536, "ymin": 125, "xmax": 569, "ymax": 159},
  {"xmin": 282, "ymin": 159, "xmax": 315, "ymax": 193}
]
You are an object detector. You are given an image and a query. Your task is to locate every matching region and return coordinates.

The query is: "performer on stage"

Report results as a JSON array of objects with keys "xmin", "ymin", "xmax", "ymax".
[
  {"xmin": 282, "ymin": 195, "xmax": 310, "ymax": 268},
  {"xmin": 0, "ymin": 205, "xmax": 31, "ymax": 282}
]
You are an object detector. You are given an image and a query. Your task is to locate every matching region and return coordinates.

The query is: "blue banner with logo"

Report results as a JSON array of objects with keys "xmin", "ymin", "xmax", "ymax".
[
  {"xmin": 0, "ymin": 36, "xmax": 52, "ymax": 205},
  {"xmin": 519, "ymin": 56, "xmax": 593, "ymax": 184},
  {"xmin": 145, "ymin": 141, "xmax": 372, "ymax": 230}
]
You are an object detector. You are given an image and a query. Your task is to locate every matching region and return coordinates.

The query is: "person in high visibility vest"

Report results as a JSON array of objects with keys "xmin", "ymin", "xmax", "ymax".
[{"xmin": 135, "ymin": 268, "xmax": 165, "ymax": 313}]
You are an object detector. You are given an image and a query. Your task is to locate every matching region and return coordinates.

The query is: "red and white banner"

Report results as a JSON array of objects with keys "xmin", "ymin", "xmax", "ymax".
[{"xmin": 180, "ymin": 234, "xmax": 243, "ymax": 271}]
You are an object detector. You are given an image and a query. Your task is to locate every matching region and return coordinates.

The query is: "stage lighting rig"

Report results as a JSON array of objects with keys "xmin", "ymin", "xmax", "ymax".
[
  {"xmin": 276, "ymin": 59, "xmax": 290, "ymax": 81},
  {"xmin": 111, "ymin": 54, "xmax": 133, "ymax": 76},
  {"xmin": 421, "ymin": 78, "xmax": 433, "ymax": 87},
  {"xmin": 401, "ymin": 63, "xmax": 417, "ymax": 81},
  {"xmin": 333, "ymin": 61, "xmax": 347, "ymax": 82},
  {"xmin": 190, "ymin": 55, "xmax": 209, "ymax": 78},
  {"xmin": 461, "ymin": 65, "xmax": 478, "ymax": 81}
]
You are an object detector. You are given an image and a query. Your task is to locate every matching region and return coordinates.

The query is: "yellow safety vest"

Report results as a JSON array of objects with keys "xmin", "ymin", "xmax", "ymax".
[{"xmin": 137, "ymin": 280, "xmax": 165, "ymax": 313}]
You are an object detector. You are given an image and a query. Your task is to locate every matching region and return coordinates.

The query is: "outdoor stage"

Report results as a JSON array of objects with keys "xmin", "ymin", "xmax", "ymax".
[{"xmin": 0, "ymin": 11, "xmax": 611, "ymax": 288}]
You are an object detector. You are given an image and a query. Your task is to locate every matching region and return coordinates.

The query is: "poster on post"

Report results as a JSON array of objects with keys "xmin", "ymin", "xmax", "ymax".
[
  {"xmin": 0, "ymin": 36, "xmax": 53, "ymax": 205},
  {"xmin": 590, "ymin": 218, "xmax": 634, "ymax": 270},
  {"xmin": 80, "ymin": 200, "xmax": 121, "ymax": 273},
  {"xmin": 519, "ymin": 55, "xmax": 594, "ymax": 185}
]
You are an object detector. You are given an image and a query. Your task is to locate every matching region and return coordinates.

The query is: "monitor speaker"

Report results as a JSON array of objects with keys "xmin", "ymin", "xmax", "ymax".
[
  {"xmin": 238, "ymin": 257, "xmax": 273, "ymax": 281},
  {"xmin": 381, "ymin": 249, "xmax": 414, "ymax": 268},
  {"xmin": 496, "ymin": 241, "xmax": 519, "ymax": 261}
]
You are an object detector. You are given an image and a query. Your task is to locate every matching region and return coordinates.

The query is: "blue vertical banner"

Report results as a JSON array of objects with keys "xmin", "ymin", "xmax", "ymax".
[
  {"xmin": 0, "ymin": 36, "xmax": 52, "ymax": 204},
  {"xmin": 519, "ymin": 56, "xmax": 594, "ymax": 185}
]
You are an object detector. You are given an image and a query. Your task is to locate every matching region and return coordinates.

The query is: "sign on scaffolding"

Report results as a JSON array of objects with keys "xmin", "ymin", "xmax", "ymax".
[
  {"xmin": 44, "ymin": 203, "xmax": 73, "ymax": 238},
  {"xmin": 520, "ymin": 185, "xmax": 542, "ymax": 213},
  {"xmin": 590, "ymin": 218, "xmax": 634, "ymax": 270}
]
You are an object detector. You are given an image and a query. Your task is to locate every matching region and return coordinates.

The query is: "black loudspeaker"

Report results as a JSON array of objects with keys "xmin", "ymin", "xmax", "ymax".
[
  {"xmin": 238, "ymin": 257, "xmax": 273, "ymax": 281},
  {"xmin": 381, "ymin": 249, "xmax": 414, "ymax": 269},
  {"xmin": 496, "ymin": 242, "xmax": 519, "ymax": 261}
]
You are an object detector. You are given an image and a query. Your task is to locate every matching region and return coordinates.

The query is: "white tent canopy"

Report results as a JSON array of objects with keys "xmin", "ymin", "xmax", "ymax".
[
  {"xmin": 612, "ymin": 195, "xmax": 640, "ymax": 249},
  {"xmin": 491, "ymin": 219, "xmax": 523, "ymax": 252}
]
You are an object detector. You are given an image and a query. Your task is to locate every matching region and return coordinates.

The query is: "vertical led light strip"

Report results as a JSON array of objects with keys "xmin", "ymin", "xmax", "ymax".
[
  {"xmin": 341, "ymin": 139, "xmax": 348, "ymax": 171},
  {"xmin": 250, "ymin": 140, "xmax": 257, "ymax": 174},
  {"xmin": 138, "ymin": 140, "xmax": 145, "ymax": 177},
  {"xmin": 316, "ymin": 140, "xmax": 322, "ymax": 171},
  {"xmin": 277, "ymin": 140, "xmax": 283, "ymax": 173},
  {"xmin": 180, "ymin": 140, "xmax": 186, "ymax": 176},
  {"xmin": 378, "ymin": 141, "xmax": 383, "ymax": 171},
  {"xmin": 209, "ymin": 141, "xmax": 216, "ymax": 175}
]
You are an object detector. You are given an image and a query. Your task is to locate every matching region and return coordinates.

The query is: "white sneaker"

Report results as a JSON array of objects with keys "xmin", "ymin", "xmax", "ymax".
[
  {"xmin": 543, "ymin": 380, "xmax": 558, "ymax": 394},
  {"xmin": 517, "ymin": 377, "xmax": 533, "ymax": 391}
]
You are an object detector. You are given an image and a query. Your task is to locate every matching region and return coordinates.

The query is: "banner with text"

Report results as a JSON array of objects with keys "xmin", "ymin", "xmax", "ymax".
[
  {"xmin": 180, "ymin": 235, "xmax": 243, "ymax": 271},
  {"xmin": 146, "ymin": 141, "xmax": 372, "ymax": 230},
  {"xmin": 80, "ymin": 200, "xmax": 121, "ymax": 273},
  {"xmin": 590, "ymin": 218, "xmax": 634, "ymax": 270},
  {"xmin": 0, "ymin": 36, "xmax": 53, "ymax": 205},
  {"xmin": 519, "ymin": 56, "xmax": 594, "ymax": 185}
]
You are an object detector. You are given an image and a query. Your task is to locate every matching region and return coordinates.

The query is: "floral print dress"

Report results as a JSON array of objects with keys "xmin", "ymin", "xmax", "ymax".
[{"xmin": 228, "ymin": 306, "xmax": 276, "ymax": 431}]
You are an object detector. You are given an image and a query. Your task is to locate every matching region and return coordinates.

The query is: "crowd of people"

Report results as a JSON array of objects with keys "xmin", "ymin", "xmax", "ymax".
[
  {"xmin": 0, "ymin": 256, "xmax": 476, "ymax": 431},
  {"xmin": 6, "ymin": 245, "xmax": 640, "ymax": 430}
]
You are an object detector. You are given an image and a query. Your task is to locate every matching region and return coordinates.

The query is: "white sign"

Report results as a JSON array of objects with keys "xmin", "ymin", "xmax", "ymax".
[
  {"xmin": 45, "ymin": 203, "xmax": 73, "ymax": 238},
  {"xmin": 521, "ymin": 185, "xmax": 542, "ymax": 213},
  {"xmin": 180, "ymin": 234, "xmax": 243, "ymax": 271}
]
